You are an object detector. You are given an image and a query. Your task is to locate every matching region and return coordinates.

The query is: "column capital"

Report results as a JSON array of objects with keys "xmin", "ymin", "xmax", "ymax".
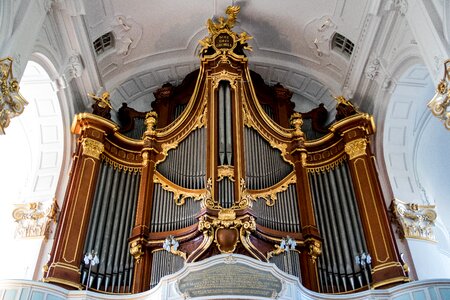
[
  {"xmin": 344, "ymin": 138, "xmax": 367, "ymax": 160},
  {"xmin": 81, "ymin": 137, "xmax": 104, "ymax": 159}
]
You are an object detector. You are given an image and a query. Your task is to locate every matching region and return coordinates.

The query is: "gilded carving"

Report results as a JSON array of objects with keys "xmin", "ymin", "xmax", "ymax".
[
  {"xmin": 237, "ymin": 178, "xmax": 254, "ymax": 209},
  {"xmin": 199, "ymin": 6, "xmax": 252, "ymax": 57},
  {"xmin": 154, "ymin": 172, "xmax": 206, "ymax": 206},
  {"xmin": 129, "ymin": 240, "xmax": 144, "ymax": 264},
  {"xmin": 306, "ymin": 155, "xmax": 346, "ymax": 173},
  {"xmin": 217, "ymin": 165, "xmax": 235, "ymax": 182},
  {"xmin": 305, "ymin": 238, "xmax": 322, "ymax": 263},
  {"xmin": 198, "ymin": 211, "xmax": 256, "ymax": 254},
  {"xmin": 12, "ymin": 198, "xmax": 58, "ymax": 239},
  {"xmin": 249, "ymin": 173, "xmax": 296, "ymax": 206},
  {"xmin": 344, "ymin": 138, "xmax": 367, "ymax": 160},
  {"xmin": 81, "ymin": 138, "xmax": 104, "ymax": 159},
  {"xmin": 144, "ymin": 111, "xmax": 158, "ymax": 136},
  {"xmin": 391, "ymin": 199, "xmax": 437, "ymax": 241},
  {"xmin": 0, "ymin": 57, "xmax": 28, "ymax": 134},
  {"xmin": 290, "ymin": 112, "xmax": 305, "ymax": 139},
  {"xmin": 102, "ymin": 155, "xmax": 142, "ymax": 173}
]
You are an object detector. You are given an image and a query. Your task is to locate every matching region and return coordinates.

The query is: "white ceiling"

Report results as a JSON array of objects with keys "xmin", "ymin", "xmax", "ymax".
[{"xmin": 81, "ymin": 0, "xmax": 373, "ymax": 111}]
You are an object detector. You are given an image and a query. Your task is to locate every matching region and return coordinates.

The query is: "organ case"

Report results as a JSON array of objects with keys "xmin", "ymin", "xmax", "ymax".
[{"xmin": 44, "ymin": 6, "xmax": 409, "ymax": 295}]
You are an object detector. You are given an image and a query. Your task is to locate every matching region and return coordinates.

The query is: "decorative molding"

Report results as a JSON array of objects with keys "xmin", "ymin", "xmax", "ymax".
[
  {"xmin": 217, "ymin": 165, "xmax": 234, "ymax": 182},
  {"xmin": 385, "ymin": 0, "xmax": 408, "ymax": 16},
  {"xmin": 81, "ymin": 138, "xmax": 104, "ymax": 159},
  {"xmin": 249, "ymin": 173, "xmax": 296, "ymax": 206},
  {"xmin": 12, "ymin": 199, "xmax": 58, "ymax": 239},
  {"xmin": 391, "ymin": 199, "xmax": 436, "ymax": 241},
  {"xmin": 130, "ymin": 240, "xmax": 145, "ymax": 264},
  {"xmin": 344, "ymin": 138, "xmax": 367, "ymax": 160},
  {"xmin": 113, "ymin": 16, "xmax": 143, "ymax": 57},
  {"xmin": 305, "ymin": 238, "xmax": 322, "ymax": 263},
  {"xmin": 365, "ymin": 58, "xmax": 381, "ymax": 80},
  {"xmin": 198, "ymin": 210, "xmax": 256, "ymax": 254},
  {"xmin": 153, "ymin": 172, "xmax": 206, "ymax": 206},
  {"xmin": 56, "ymin": 54, "xmax": 84, "ymax": 90}
]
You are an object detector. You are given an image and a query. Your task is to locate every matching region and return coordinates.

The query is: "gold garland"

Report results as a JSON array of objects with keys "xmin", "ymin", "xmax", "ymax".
[
  {"xmin": 306, "ymin": 155, "xmax": 347, "ymax": 173},
  {"xmin": 101, "ymin": 155, "xmax": 142, "ymax": 173}
]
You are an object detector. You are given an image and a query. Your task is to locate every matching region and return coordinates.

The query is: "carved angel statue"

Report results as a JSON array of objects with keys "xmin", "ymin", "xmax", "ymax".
[
  {"xmin": 88, "ymin": 91, "xmax": 112, "ymax": 119},
  {"xmin": 206, "ymin": 5, "xmax": 241, "ymax": 35},
  {"xmin": 88, "ymin": 91, "xmax": 112, "ymax": 109}
]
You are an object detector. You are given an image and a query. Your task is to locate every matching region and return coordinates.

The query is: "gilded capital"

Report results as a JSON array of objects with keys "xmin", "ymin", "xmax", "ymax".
[
  {"xmin": 81, "ymin": 138, "xmax": 104, "ymax": 159},
  {"xmin": 344, "ymin": 138, "xmax": 367, "ymax": 160},
  {"xmin": 391, "ymin": 199, "xmax": 436, "ymax": 241}
]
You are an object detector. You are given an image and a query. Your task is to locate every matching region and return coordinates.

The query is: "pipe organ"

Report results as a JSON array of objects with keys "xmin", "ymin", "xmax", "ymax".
[{"xmin": 44, "ymin": 6, "xmax": 409, "ymax": 295}]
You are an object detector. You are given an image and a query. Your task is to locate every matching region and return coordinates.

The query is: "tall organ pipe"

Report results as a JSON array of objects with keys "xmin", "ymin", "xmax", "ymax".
[
  {"xmin": 150, "ymin": 183, "xmax": 201, "ymax": 232},
  {"xmin": 82, "ymin": 161, "xmax": 140, "ymax": 293},
  {"xmin": 309, "ymin": 161, "xmax": 370, "ymax": 293},
  {"xmin": 244, "ymin": 127, "xmax": 292, "ymax": 190},
  {"xmin": 157, "ymin": 128, "xmax": 206, "ymax": 189},
  {"xmin": 251, "ymin": 184, "xmax": 300, "ymax": 232},
  {"xmin": 218, "ymin": 81, "xmax": 233, "ymax": 165}
]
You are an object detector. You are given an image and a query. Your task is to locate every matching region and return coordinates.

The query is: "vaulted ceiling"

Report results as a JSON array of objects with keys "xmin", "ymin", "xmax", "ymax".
[{"xmin": 82, "ymin": 0, "xmax": 373, "ymax": 112}]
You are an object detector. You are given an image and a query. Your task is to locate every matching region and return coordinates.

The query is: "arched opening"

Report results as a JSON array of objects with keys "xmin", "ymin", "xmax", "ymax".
[{"xmin": 0, "ymin": 60, "xmax": 65, "ymax": 280}]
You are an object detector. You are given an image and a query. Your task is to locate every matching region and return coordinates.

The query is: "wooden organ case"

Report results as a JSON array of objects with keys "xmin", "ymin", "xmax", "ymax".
[{"xmin": 44, "ymin": 6, "xmax": 409, "ymax": 295}]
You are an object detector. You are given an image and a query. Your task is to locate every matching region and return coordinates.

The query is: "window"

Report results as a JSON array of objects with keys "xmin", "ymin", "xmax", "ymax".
[
  {"xmin": 332, "ymin": 33, "xmax": 354, "ymax": 57},
  {"xmin": 93, "ymin": 32, "xmax": 114, "ymax": 55}
]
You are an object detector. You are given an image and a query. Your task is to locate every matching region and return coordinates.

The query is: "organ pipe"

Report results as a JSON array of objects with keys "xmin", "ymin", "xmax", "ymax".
[
  {"xmin": 81, "ymin": 161, "xmax": 140, "ymax": 293},
  {"xmin": 309, "ymin": 161, "xmax": 370, "ymax": 293}
]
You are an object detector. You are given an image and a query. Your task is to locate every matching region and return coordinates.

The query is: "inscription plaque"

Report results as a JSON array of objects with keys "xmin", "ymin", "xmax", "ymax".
[
  {"xmin": 177, "ymin": 262, "xmax": 283, "ymax": 298},
  {"xmin": 214, "ymin": 33, "xmax": 234, "ymax": 49}
]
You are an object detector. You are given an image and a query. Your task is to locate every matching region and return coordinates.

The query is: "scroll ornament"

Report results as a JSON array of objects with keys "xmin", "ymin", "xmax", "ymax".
[
  {"xmin": 391, "ymin": 199, "xmax": 437, "ymax": 241},
  {"xmin": 0, "ymin": 57, "xmax": 28, "ymax": 134},
  {"xmin": 12, "ymin": 199, "xmax": 58, "ymax": 239}
]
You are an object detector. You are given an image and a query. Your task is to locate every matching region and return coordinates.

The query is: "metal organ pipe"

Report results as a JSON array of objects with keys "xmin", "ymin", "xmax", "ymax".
[
  {"xmin": 309, "ymin": 161, "xmax": 370, "ymax": 293},
  {"xmin": 82, "ymin": 161, "xmax": 140, "ymax": 293},
  {"xmin": 218, "ymin": 81, "xmax": 233, "ymax": 166},
  {"xmin": 244, "ymin": 127, "xmax": 292, "ymax": 190},
  {"xmin": 157, "ymin": 128, "xmax": 206, "ymax": 189}
]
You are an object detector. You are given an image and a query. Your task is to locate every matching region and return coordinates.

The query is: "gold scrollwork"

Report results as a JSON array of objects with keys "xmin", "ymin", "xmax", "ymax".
[
  {"xmin": 344, "ymin": 138, "xmax": 367, "ymax": 160},
  {"xmin": 154, "ymin": 172, "xmax": 207, "ymax": 206},
  {"xmin": 242, "ymin": 102, "xmax": 292, "ymax": 165},
  {"xmin": 81, "ymin": 138, "xmax": 104, "ymax": 159},
  {"xmin": 266, "ymin": 245, "xmax": 286, "ymax": 260},
  {"xmin": 0, "ymin": 57, "xmax": 28, "ymax": 134},
  {"xmin": 248, "ymin": 173, "xmax": 296, "ymax": 206},
  {"xmin": 198, "ymin": 210, "xmax": 256, "ymax": 254}
]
